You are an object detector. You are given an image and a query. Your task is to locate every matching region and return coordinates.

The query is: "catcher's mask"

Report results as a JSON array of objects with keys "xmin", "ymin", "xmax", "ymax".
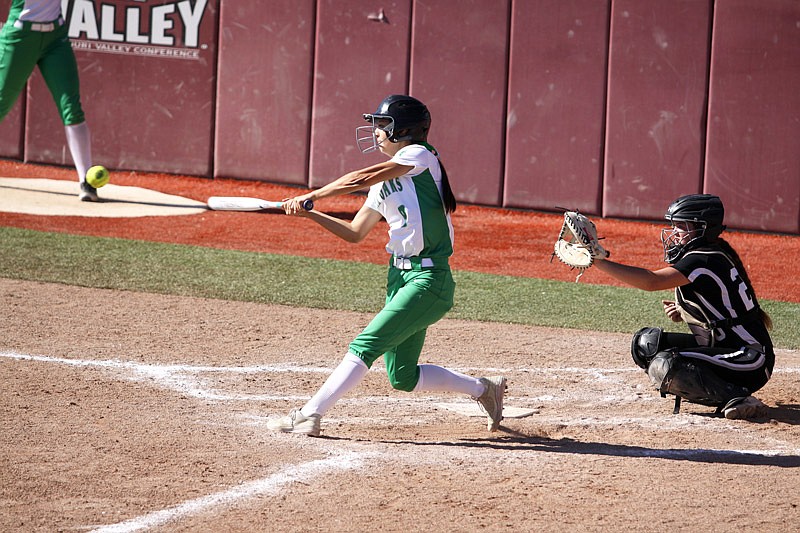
[
  {"xmin": 356, "ymin": 94, "xmax": 431, "ymax": 153},
  {"xmin": 661, "ymin": 194, "xmax": 726, "ymax": 263}
]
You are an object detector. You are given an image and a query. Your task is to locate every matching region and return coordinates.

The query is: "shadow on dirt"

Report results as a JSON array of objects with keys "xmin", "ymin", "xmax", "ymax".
[
  {"xmin": 378, "ymin": 427, "xmax": 800, "ymax": 468},
  {"xmin": 690, "ymin": 403, "xmax": 800, "ymax": 426}
]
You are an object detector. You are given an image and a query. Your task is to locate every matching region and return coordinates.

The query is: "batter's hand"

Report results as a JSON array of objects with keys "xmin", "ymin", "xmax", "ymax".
[
  {"xmin": 283, "ymin": 195, "xmax": 314, "ymax": 216},
  {"xmin": 662, "ymin": 300, "xmax": 683, "ymax": 322}
]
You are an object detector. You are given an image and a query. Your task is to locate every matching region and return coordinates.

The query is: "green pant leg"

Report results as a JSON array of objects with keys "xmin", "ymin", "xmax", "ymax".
[
  {"xmin": 349, "ymin": 268, "xmax": 455, "ymax": 390},
  {"xmin": 383, "ymin": 329, "xmax": 427, "ymax": 392},
  {"xmin": 0, "ymin": 25, "xmax": 40, "ymax": 121},
  {"xmin": 38, "ymin": 25, "xmax": 84, "ymax": 125}
]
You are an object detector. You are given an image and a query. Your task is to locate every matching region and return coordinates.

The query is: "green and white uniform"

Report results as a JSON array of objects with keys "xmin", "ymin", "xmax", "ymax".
[
  {"xmin": 348, "ymin": 142, "xmax": 456, "ymax": 391},
  {"xmin": 0, "ymin": 0, "xmax": 84, "ymax": 124}
]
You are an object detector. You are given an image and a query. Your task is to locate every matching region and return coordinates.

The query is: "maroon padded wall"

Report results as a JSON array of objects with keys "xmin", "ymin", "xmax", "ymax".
[
  {"xmin": 704, "ymin": 0, "xmax": 800, "ymax": 233},
  {"xmin": 308, "ymin": 0, "xmax": 412, "ymax": 188},
  {"xmin": 504, "ymin": 0, "xmax": 609, "ymax": 214},
  {"xmin": 25, "ymin": 0, "xmax": 219, "ymax": 177},
  {"xmin": 411, "ymin": 0, "xmax": 510, "ymax": 206},
  {"xmin": 1, "ymin": 1, "xmax": 798, "ymax": 235},
  {"xmin": 603, "ymin": 0, "xmax": 711, "ymax": 220},
  {"xmin": 214, "ymin": 1, "xmax": 315, "ymax": 184}
]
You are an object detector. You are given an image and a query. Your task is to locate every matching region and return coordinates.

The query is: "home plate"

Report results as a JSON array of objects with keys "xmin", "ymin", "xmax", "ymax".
[
  {"xmin": 435, "ymin": 402, "xmax": 538, "ymax": 418},
  {"xmin": 0, "ymin": 177, "xmax": 207, "ymax": 217}
]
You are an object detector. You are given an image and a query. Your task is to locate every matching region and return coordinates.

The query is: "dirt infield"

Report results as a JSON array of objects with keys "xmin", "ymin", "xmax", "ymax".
[
  {"xmin": 1, "ymin": 161, "xmax": 799, "ymax": 531},
  {"xmin": 1, "ymin": 279, "xmax": 799, "ymax": 532}
]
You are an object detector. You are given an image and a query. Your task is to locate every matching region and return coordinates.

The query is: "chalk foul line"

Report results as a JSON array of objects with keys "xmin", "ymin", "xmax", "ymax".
[{"xmin": 88, "ymin": 451, "xmax": 375, "ymax": 533}]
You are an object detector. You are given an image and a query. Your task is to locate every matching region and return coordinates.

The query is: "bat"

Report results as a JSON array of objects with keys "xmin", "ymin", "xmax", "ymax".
[{"xmin": 206, "ymin": 196, "xmax": 314, "ymax": 212}]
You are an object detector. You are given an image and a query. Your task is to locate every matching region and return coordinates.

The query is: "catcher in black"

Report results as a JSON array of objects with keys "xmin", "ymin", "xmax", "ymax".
[{"xmin": 593, "ymin": 194, "xmax": 774, "ymax": 419}]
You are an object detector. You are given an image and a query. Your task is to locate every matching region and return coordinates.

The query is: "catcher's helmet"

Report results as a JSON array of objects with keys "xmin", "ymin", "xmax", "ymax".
[
  {"xmin": 356, "ymin": 94, "xmax": 431, "ymax": 153},
  {"xmin": 661, "ymin": 194, "xmax": 726, "ymax": 263}
]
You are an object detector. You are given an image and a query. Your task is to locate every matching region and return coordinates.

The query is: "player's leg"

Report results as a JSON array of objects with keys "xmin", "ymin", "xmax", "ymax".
[
  {"xmin": 649, "ymin": 352, "xmax": 751, "ymax": 407},
  {"xmin": 0, "ymin": 25, "xmax": 39, "ymax": 122},
  {"xmin": 641, "ymin": 336, "xmax": 768, "ymax": 417},
  {"xmin": 267, "ymin": 269, "xmax": 448, "ymax": 436},
  {"xmin": 65, "ymin": 122, "xmax": 96, "ymax": 200},
  {"xmin": 630, "ymin": 327, "xmax": 696, "ymax": 369},
  {"xmin": 301, "ymin": 352, "xmax": 369, "ymax": 418},
  {"xmin": 267, "ymin": 352, "xmax": 369, "ymax": 436},
  {"xmin": 37, "ymin": 27, "xmax": 96, "ymax": 200},
  {"xmin": 374, "ymin": 270, "xmax": 505, "ymax": 430},
  {"xmin": 349, "ymin": 268, "xmax": 456, "ymax": 371},
  {"xmin": 414, "ymin": 360, "xmax": 507, "ymax": 432},
  {"xmin": 632, "ymin": 327, "xmax": 758, "ymax": 413}
]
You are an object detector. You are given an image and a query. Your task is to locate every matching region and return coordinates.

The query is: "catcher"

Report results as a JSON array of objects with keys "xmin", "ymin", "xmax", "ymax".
[{"xmin": 554, "ymin": 194, "xmax": 774, "ymax": 419}]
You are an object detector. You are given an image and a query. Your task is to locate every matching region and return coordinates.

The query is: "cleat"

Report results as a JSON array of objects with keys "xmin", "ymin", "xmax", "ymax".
[
  {"xmin": 723, "ymin": 396, "xmax": 768, "ymax": 420},
  {"xmin": 267, "ymin": 409, "xmax": 321, "ymax": 436},
  {"xmin": 79, "ymin": 181, "xmax": 99, "ymax": 202},
  {"xmin": 474, "ymin": 376, "xmax": 506, "ymax": 432}
]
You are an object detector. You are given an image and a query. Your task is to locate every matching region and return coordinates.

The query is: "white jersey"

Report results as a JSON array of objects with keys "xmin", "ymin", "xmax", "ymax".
[
  {"xmin": 13, "ymin": 0, "xmax": 62, "ymax": 22},
  {"xmin": 364, "ymin": 143, "xmax": 454, "ymax": 259}
]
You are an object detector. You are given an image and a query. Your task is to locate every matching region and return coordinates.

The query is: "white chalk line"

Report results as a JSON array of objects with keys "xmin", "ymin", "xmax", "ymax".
[
  {"xmin": 0, "ymin": 351, "xmax": 642, "ymax": 402},
  {"xmin": 4, "ymin": 350, "xmax": 797, "ymax": 438},
  {"xmin": 87, "ymin": 451, "xmax": 376, "ymax": 533},
  {"xmin": 3, "ymin": 350, "xmax": 797, "ymax": 407}
]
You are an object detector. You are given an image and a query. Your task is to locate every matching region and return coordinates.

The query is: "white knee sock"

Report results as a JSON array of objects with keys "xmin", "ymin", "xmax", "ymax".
[
  {"xmin": 413, "ymin": 364, "xmax": 484, "ymax": 397},
  {"xmin": 301, "ymin": 352, "xmax": 369, "ymax": 417},
  {"xmin": 64, "ymin": 122, "xmax": 92, "ymax": 183}
]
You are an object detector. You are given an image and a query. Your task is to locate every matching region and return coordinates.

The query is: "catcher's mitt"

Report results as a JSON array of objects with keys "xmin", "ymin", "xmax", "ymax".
[{"xmin": 552, "ymin": 210, "xmax": 609, "ymax": 281}]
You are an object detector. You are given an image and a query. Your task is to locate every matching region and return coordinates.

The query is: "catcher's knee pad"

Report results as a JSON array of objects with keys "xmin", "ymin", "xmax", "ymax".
[
  {"xmin": 631, "ymin": 327, "xmax": 665, "ymax": 369},
  {"xmin": 650, "ymin": 354, "xmax": 750, "ymax": 407}
]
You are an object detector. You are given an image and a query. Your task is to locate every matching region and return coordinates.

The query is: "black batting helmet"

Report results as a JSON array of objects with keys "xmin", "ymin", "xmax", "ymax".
[{"xmin": 356, "ymin": 95, "xmax": 431, "ymax": 152}]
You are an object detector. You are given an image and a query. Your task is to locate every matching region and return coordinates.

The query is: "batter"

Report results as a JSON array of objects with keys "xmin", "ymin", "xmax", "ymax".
[{"xmin": 268, "ymin": 94, "xmax": 506, "ymax": 436}]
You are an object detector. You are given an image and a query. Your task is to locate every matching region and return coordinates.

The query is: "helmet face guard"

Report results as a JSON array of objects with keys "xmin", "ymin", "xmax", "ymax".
[
  {"xmin": 355, "ymin": 95, "xmax": 430, "ymax": 154},
  {"xmin": 661, "ymin": 221, "xmax": 705, "ymax": 262},
  {"xmin": 661, "ymin": 194, "xmax": 725, "ymax": 263},
  {"xmin": 356, "ymin": 115, "xmax": 395, "ymax": 153}
]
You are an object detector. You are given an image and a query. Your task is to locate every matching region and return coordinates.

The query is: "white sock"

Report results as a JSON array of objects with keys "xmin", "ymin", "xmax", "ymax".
[
  {"xmin": 413, "ymin": 364, "xmax": 485, "ymax": 397},
  {"xmin": 301, "ymin": 352, "xmax": 369, "ymax": 417},
  {"xmin": 64, "ymin": 122, "xmax": 92, "ymax": 183}
]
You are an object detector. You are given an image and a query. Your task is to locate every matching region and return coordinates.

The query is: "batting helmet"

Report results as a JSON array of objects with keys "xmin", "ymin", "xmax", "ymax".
[{"xmin": 357, "ymin": 95, "xmax": 431, "ymax": 153}]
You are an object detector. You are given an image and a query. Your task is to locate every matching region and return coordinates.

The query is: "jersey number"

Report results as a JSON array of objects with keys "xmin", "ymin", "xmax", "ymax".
[
  {"xmin": 730, "ymin": 267, "xmax": 755, "ymax": 311},
  {"xmin": 397, "ymin": 205, "xmax": 409, "ymax": 228}
]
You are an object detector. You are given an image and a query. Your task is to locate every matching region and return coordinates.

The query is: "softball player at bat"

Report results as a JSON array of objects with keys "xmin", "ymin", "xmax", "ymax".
[
  {"xmin": 593, "ymin": 194, "xmax": 774, "ymax": 419},
  {"xmin": 268, "ymin": 94, "xmax": 506, "ymax": 436},
  {"xmin": 0, "ymin": 0, "xmax": 103, "ymax": 201}
]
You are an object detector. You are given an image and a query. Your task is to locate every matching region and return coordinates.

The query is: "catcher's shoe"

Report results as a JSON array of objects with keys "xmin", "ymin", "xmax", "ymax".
[
  {"xmin": 474, "ymin": 376, "xmax": 506, "ymax": 432},
  {"xmin": 723, "ymin": 396, "xmax": 768, "ymax": 420},
  {"xmin": 267, "ymin": 409, "xmax": 321, "ymax": 436},
  {"xmin": 79, "ymin": 181, "xmax": 99, "ymax": 202}
]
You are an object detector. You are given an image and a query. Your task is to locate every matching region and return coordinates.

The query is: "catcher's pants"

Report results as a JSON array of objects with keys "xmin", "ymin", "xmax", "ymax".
[
  {"xmin": 0, "ymin": 17, "xmax": 85, "ymax": 124},
  {"xmin": 653, "ymin": 331, "xmax": 773, "ymax": 402},
  {"xmin": 348, "ymin": 262, "xmax": 455, "ymax": 392}
]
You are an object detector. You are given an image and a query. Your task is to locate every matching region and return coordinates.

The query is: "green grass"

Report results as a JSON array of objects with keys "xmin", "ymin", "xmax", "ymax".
[{"xmin": 2, "ymin": 226, "xmax": 798, "ymax": 349}]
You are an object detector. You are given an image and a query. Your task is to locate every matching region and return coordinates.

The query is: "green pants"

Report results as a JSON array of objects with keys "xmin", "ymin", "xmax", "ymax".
[
  {"xmin": 348, "ymin": 263, "xmax": 455, "ymax": 392},
  {"xmin": 0, "ymin": 18, "xmax": 84, "ymax": 124}
]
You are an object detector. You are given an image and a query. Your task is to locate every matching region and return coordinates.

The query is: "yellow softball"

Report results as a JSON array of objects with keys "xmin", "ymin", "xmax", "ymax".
[{"xmin": 86, "ymin": 165, "xmax": 110, "ymax": 188}]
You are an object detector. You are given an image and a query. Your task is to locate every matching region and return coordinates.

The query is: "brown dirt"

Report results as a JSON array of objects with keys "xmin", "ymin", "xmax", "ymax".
[{"xmin": 1, "ymin": 161, "xmax": 799, "ymax": 532}]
